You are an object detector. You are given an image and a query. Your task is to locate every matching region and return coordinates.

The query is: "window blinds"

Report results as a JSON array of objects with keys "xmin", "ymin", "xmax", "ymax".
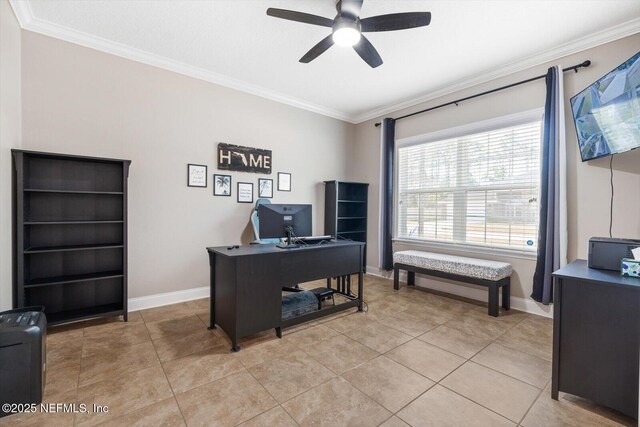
[{"xmin": 397, "ymin": 120, "xmax": 542, "ymax": 251}]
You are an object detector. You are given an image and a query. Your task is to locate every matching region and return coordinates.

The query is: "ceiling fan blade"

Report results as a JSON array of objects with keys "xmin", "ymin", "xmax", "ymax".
[
  {"xmin": 299, "ymin": 34, "xmax": 335, "ymax": 63},
  {"xmin": 360, "ymin": 12, "xmax": 431, "ymax": 32},
  {"xmin": 338, "ymin": 0, "xmax": 364, "ymax": 20},
  {"xmin": 266, "ymin": 8, "xmax": 334, "ymax": 27},
  {"xmin": 353, "ymin": 35, "xmax": 383, "ymax": 68}
]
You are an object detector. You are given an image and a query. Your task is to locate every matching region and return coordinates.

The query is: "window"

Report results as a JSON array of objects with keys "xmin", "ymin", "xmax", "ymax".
[{"xmin": 396, "ymin": 112, "xmax": 542, "ymax": 252}]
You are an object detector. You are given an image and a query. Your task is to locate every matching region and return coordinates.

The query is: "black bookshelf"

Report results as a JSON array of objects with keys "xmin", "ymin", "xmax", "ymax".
[
  {"xmin": 12, "ymin": 150, "xmax": 131, "ymax": 325},
  {"xmin": 324, "ymin": 181, "xmax": 369, "ymax": 269}
]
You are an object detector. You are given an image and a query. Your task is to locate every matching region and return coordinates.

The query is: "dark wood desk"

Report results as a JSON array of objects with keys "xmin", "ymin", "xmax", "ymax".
[
  {"xmin": 206, "ymin": 241, "xmax": 365, "ymax": 351},
  {"xmin": 552, "ymin": 260, "xmax": 639, "ymax": 419}
]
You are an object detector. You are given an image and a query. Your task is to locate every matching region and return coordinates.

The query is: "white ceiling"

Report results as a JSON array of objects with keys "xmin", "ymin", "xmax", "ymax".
[{"xmin": 12, "ymin": 0, "xmax": 640, "ymax": 123}]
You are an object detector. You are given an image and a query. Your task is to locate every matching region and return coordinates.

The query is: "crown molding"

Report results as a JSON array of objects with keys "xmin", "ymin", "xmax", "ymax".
[
  {"xmin": 10, "ymin": 1, "xmax": 640, "ymax": 125},
  {"xmin": 351, "ymin": 17, "xmax": 640, "ymax": 124},
  {"xmin": 9, "ymin": 0, "xmax": 356, "ymax": 124},
  {"xmin": 9, "ymin": 0, "xmax": 32, "ymax": 26}
]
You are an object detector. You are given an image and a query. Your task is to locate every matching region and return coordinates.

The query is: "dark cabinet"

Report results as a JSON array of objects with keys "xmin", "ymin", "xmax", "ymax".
[
  {"xmin": 552, "ymin": 260, "xmax": 639, "ymax": 419},
  {"xmin": 12, "ymin": 150, "xmax": 131, "ymax": 325},
  {"xmin": 324, "ymin": 181, "xmax": 368, "ymax": 269}
]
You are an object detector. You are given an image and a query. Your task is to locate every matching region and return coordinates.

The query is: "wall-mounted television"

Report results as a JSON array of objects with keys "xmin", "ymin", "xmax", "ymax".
[{"xmin": 570, "ymin": 51, "xmax": 640, "ymax": 161}]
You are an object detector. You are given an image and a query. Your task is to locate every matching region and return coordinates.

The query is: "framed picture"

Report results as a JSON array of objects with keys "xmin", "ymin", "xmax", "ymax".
[
  {"xmin": 188, "ymin": 164, "xmax": 207, "ymax": 187},
  {"xmin": 213, "ymin": 174, "xmax": 231, "ymax": 196},
  {"xmin": 237, "ymin": 182, "xmax": 254, "ymax": 203},
  {"xmin": 258, "ymin": 178, "xmax": 273, "ymax": 198},
  {"xmin": 277, "ymin": 172, "xmax": 291, "ymax": 192}
]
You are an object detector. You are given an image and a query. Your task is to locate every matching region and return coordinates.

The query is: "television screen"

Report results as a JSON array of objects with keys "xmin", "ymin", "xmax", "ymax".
[{"xmin": 570, "ymin": 51, "xmax": 640, "ymax": 161}]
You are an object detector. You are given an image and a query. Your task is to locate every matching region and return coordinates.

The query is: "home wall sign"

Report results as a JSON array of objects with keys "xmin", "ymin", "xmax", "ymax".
[{"xmin": 218, "ymin": 143, "xmax": 272, "ymax": 174}]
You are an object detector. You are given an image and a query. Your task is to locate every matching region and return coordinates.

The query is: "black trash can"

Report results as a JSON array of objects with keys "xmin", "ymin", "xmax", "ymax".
[{"xmin": 0, "ymin": 307, "xmax": 47, "ymax": 418}]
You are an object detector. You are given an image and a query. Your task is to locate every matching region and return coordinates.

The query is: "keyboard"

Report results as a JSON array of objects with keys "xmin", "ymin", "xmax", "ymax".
[{"xmin": 296, "ymin": 235, "xmax": 333, "ymax": 243}]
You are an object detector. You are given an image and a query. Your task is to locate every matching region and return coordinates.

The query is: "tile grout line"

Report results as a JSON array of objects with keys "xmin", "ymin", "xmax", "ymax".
[
  {"xmin": 232, "ymin": 323, "xmax": 350, "ymax": 425},
  {"xmin": 141, "ymin": 308, "xmax": 190, "ymax": 427},
  {"xmin": 423, "ymin": 311, "xmax": 540, "ymax": 418},
  {"xmin": 71, "ymin": 319, "xmax": 145, "ymax": 426},
  {"xmin": 388, "ymin": 351, "xmax": 515, "ymax": 425},
  {"xmin": 437, "ymin": 382, "xmax": 521, "ymax": 425},
  {"xmin": 71, "ymin": 326, "xmax": 88, "ymax": 427},
  {"xmin": 232, "ymin": 404, "xmax": 301, "ymax": 427},
  {"xmin": 517, "ymin": 377, "xmax": 552, "ymax": 426},
  {"xmin": 425, "ymin": 313, "xmax": 536, "ymax": 423},
  {"xmin": 299, "ymin": 337, "xmax": 382, "ymax": 377},
  {"xmin": 57, "ymin": 284, "xmax": 551, "ymax": 427},
  {"xmin": 239, "ymin": 325, "xmax": 382, "ymax": 425},
  {"xmin": 73, "ymin": 315, "xmax": 174, "ymax": 426},
  {"xmin": 242, "ymin": 357, "xmax": 333, "ymax": 427},
  {"xmin": 385, "ymin": 313, "xmax": 533, "ymax": 425},
  {"xmin": 389, "ymin": 336, "xmax": 473, "ymax": 420},
  {"xmin": 435, "ymin": 359, "xmax": 542, "ymax": 422},
  {"xmin": 237, "ymin": 367, "xmax": 287, "ymax": 425},
  {"xmin": 380, "ymin": 338, "xmax": 462, "ymax": 381},
  {"xmin": 336, "ymin": 355, "xmax": 419, "ymax": 418},
  {"xmin": 464, "ymin": 357, "xmax": 548, "ymax": 389}
]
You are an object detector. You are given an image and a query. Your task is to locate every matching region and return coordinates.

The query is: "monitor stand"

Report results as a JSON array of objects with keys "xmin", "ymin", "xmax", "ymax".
[{"xmin": 277, "ymin": 228, "xmax": 300, "ymax": 249}]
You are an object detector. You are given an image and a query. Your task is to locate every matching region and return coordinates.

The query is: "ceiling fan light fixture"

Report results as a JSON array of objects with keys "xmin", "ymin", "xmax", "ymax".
[
  {"xmin": 332, "ymin": 26, "xmax": 361, "ymax": 46},
  {"xmin": 267, "ymin": 2, "xmax": 431, "ymax": 68}
]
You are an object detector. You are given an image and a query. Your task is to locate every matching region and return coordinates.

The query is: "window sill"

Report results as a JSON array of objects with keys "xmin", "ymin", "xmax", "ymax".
[{"xmin": 392, "ymin": 238, "xmax": 538, "ymax": 261}]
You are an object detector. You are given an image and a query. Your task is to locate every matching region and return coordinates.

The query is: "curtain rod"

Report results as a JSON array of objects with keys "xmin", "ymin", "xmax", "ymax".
[{"xmin": 374, "ymin": 60, "xmax": 591, "ymax": 127}]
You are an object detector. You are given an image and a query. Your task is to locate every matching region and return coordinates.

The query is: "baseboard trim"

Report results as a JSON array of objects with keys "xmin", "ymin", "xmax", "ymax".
[
  {"xmin": 128, "ymin": 286, "xmax": 209, "ymax": 312},
  {"xmin": 366, "ymin": 265, "xmax": 553, "ymax": 318},
  {"xmin": 128, "ymin": 269, "xmax": 554, "ymax": 318}
]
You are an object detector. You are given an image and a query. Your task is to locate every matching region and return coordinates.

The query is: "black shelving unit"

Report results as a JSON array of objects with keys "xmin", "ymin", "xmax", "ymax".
[
  {"xmin": 324, "ymin": 181, "xmax": 369, "ymax": 269},
  {"xmin": 12, "ymin": 150, "xmax": 131, "ymax": 325}
]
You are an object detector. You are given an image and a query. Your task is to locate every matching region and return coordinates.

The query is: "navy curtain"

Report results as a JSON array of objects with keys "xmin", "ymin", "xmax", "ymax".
[
  {"xmin": 381, "ymin": 118, "xmax": 396, "ymax": 271},
  {"xmin": 531, "ymin": 66, "xmax": 562, "ymax": 304}
]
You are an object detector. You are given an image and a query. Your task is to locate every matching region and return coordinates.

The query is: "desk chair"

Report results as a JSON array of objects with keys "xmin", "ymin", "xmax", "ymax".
[
  {"xmin": 251, "ymin": 198, "xmax": 299, "ymax": 292},
  {"xmin": 251, "ymin": 198, "xmax": 281, "ymax": 245}
]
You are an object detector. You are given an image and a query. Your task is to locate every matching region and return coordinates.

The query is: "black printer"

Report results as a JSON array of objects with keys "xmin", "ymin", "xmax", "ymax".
[
  {"xmin": 0, "ymin": 307, "xmax": 47, "ymax": 418},
  {"xmin": 588, "ymin": 237, "xmax": 640, "ymax": 271}
]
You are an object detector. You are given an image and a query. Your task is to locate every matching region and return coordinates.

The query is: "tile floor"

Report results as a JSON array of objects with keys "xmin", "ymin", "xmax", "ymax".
[{"xmin": 1, "ymin": 276, "xmax": 636, "ymax": 427}]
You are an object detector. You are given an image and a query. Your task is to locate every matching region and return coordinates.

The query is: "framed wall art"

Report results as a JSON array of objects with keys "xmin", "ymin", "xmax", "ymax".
[
  {"xmin": 237, "ymin": 182, "xmax": 254, "ymax": 203},
  {"xmin": 277, "ymin": 172, "xmax": 291, "ymax": 192},
  {"xmin": 258, "ymin": 178, "xmax": 273, "ymax": 198},
  {"xmin": 213, "ymin": 174, "xmax": 231, "ymax": 196},
  {"xmin": 188, "ymin": 164, "xmax": 207, "ymax": 187},
  {"xmin": 218, "ymin": 143, "xmax": 272, "ymax": 174}
]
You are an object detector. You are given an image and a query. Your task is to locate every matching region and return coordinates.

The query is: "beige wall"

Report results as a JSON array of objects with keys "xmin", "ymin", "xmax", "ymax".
[
  {"xmin": 0, "ymin": 0, "xmax": 22, "ymax": 310},
  {"xmin": 349, "ymin": 33, "xmax": 640, "ymax": 302},
  {"xmin": 5, "ymin": 21, "xmax": 640, "ymax": 308},
  {"xmin": 19, "ymin": 31, "xmax": 353, "ymax": 299}
]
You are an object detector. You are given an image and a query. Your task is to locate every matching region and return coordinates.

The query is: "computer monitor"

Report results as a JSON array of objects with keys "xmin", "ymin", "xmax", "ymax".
[{"xmin": 259, "ymin": 204, "xmax": 312, "ymax": 248}]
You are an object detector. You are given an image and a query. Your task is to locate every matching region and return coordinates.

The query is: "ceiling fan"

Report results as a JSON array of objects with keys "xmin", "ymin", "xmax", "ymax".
[{"xmin": 266, "ymin": 0, "xmax": 431, "ymax": 68}]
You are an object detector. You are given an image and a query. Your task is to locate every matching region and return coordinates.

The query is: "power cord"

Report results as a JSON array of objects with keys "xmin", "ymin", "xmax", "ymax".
[
  {"xmin": 284, "ymin": 226, "xmax": 307, "ymax": 246},
  {"xmin": 286, "ymin": 227, "xmax": 332, "ymax": 247},
  {"xmin": 609, "ymin": 154, "xmax": 614, "ymax": 238}
]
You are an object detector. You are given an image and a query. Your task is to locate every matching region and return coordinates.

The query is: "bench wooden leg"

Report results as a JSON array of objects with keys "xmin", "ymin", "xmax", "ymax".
[
  {"xmin": 502, "ymin": 281, "xmax": 510, "ymax": 311},
  {"xmin": 407, "ymin": 271, "xmax": 416, "ymax": 286},
  {"xmin": 393, "ymin": 265, "xmax": 400, "ymax": 290},
  {"xmin": 488, "ymin": 283, "xmax": 499, "ymax": 317}
]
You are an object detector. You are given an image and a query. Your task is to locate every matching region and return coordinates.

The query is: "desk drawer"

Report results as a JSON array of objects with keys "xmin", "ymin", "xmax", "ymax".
[{"xmin": 277, "ymin": 245, "xmax": 361, "ymax": 284}]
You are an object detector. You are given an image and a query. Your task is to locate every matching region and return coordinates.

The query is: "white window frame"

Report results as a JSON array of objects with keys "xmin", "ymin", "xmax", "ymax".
[{"xmin": 393, "ymin": 108, "xmax": 544, "ymax": 259}]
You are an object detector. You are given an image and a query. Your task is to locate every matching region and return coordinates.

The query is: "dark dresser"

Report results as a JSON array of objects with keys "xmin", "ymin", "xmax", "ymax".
[{"xmin": 552, "ymin": 260, "xmax": 639, "ymax": 419}]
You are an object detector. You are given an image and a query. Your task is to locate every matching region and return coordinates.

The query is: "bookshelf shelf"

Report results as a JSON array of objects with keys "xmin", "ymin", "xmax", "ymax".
[
  {"xmin": 13, "ymin": 150, "xmax": 131, "ymax": 325},
  {"xmin": 324, "ymin": 181, "xmax": 369, "ymax": 269}
]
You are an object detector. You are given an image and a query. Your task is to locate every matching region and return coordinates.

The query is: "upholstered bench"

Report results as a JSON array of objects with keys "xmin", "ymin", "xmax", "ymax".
[{"xmin": 393, "ymin": 250, "xmax": 512, "ymax": 317}]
